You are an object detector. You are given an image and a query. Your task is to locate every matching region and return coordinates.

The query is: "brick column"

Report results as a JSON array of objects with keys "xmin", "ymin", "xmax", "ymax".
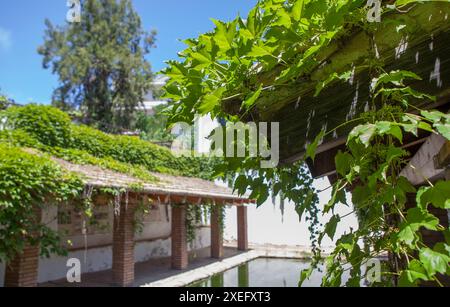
[
  {"xmin": 112, "ymin": 201, "xmax": 136, "ymax": 287},
  {"xmin": 211, "ymin": 205, "xmax": 224, "ymax": 259},
  {"xmin": 5, "ymin": 208, "xmax": 42, "ymax": 287},
  {"xmin": 171, "ymin": 205, "xmax": 188, "ymax": 270},
  {"xmin": 237, "ymin": 206, "xmax": 248, "ymax": 251}
]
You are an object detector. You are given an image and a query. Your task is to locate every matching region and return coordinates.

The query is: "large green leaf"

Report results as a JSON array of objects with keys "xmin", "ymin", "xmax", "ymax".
[
  {"xmin": 419, "ymin": 181, "xmax": 450, "ymax": 210},
  {"xmin": 419, "ymin": 248, "xmax": 450, "ymax": 276},
  {"xmin": 324, "ymin": 215, "xmax": 340, "ymax": 241},
  {"xmin": 349, "ymin": 124, "xmax": 376, "ymax": 147},
  {"xmin": 306, "ymin": 130, "xmax": 325, "ymax": 162}
]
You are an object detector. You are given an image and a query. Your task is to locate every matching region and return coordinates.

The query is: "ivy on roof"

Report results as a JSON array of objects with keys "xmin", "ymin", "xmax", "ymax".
[
  {"xmin": 0, "ymin": 104, "xmax": 218, "ymax": 262},
  {"xmin": 0, "ymin": 104, "xmax": 218, "ymax": 181}
]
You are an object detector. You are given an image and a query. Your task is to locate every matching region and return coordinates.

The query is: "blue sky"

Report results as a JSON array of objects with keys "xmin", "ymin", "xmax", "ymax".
[{"xmin": 0, "ymin": 0, "xmax": 257, "ymax": 104}]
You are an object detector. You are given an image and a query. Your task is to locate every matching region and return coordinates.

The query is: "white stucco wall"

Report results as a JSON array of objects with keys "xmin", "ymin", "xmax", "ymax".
[
  {"xmin": 1, "ymin": 202, "xmax": 211, "ymax": 286},
  {"xmin": 35, "ymin": 225, "xmax": 210, "ymax": 284},
  {"xmin": 224, "ymin": 178, "xmax": 359, "ymax": 248}
]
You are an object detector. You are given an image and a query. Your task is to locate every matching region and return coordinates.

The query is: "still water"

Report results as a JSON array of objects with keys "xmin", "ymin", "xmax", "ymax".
[{"xmin": 189, "ymin": 258, "xmax": 341, "ymax": 287}]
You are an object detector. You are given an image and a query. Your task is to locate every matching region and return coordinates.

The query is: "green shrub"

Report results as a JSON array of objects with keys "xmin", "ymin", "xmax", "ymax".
[
  {"xmin": 0, "ymin": 105, "xmax": 219, "ymax": 180},
  {"xmin": 1, "ymin": 104, "xmax": 71, "ymax": 147}
]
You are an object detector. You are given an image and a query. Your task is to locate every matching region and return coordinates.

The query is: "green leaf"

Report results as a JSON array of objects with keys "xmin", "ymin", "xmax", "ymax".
[
  {"xmin": 406, "ymin": 207, "xmax": 439, "ymax": 231},
  {"xmin": 419, "ymin": 248, "xmax": 450, "ymax": 276},
  {"xmin": 315, "ymin": 70, "xmax": 352, "ymax": 97},
  {"xmin": 335, "ymin": 151, "xmax": 353, "ymax": 177},
  {"xmin": 349, "ymin": 124, "xmax": 376, "ymax": 147},
  {"xmin": 299, "ymin": 267, "xmax": 313, "ymax": 287},
  {"xmin": 399, "ymin": 260, "xmax": 429, "ymax": 287},
  {"xmin": 198, "ymin": 88, "xmax": 226, "ymax": 115},
  {"xmin": 372, "ymin": 70, "xmax": 421, "ymax": 91},
  {"xmin": 421, "ymin": 110, "xmax": 447, "ymax": 123},
  {"xmin": 419, "ymin": 181, "xmax": 450, "ymax": 210},
  {"xmin": 248, "ymin": 44, "xmax": 275, "ymax": 58},
  {"xmin": 306, "ymin": 130, "xmax": 325, "ymax": 162},
  {"xmin": 436, "ymin": 123, "xmax": 450, "ymax": 140},
  {"xmin": 324, "ymin": 215, "xmax": 340, "ymax": 241},
  {"xmin": 397, "ymin": 224, "xmax": 417, "ymax": 247},
  {"xmin": 243, "ymin": 84, "xmax": 263, "ymax": 110},
  {"xmin": 291, "ymin": 0, "xmax": 304, "ymax": 21},
  {"xmin": 375, "ymin": 121, "xmax": 403, "ymax": 143}
]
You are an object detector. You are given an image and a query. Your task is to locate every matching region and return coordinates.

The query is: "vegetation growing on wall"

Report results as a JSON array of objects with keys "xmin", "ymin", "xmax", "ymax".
[
  {"xmin": 0, "ymin": 104, "xmax": 218, "ymax": 263},
  {"xmin": 0, "ymin": 144, "xmax": 83, "ymax": 262},
  {"xmin": 162, "ymin": 0, "xmax": 450, "ymax": 286}
]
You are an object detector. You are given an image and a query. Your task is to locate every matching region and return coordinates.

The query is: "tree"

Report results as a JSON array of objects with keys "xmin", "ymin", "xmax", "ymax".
[
  {"xmin": 0, "ymin": 90, "xmax": 12, "ymax": 110},
  {"xmin": 38, "ymin": 0, "xmax": 156, "ymax": 132}
]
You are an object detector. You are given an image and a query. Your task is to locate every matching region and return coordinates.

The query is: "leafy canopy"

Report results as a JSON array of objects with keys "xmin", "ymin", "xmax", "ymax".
[{"xmin": 162, "ymin": 0, "xmax": 450, "ymax": 287}]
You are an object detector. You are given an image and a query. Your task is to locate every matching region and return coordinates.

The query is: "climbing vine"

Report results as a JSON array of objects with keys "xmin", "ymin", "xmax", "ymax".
[
  {"xmin": 301, "ymin": 70, "xmax": 450, "ymax": 287},
  {"xmin": 162, "ymin": 0, "xmax": 450, "ymax": 287},
  {"xmin": 0, "ymin": 104, "xmax": 218, "ymax": 263}
]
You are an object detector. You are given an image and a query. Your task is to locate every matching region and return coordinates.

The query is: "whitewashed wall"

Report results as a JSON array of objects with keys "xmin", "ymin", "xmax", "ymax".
[
  {"xmin": 224, "ymin": 178, "xmax": 359, "ymax": 248},
  {"xmin": 0, "ymin": 203, "xmax": 212, "ymax": 286}
]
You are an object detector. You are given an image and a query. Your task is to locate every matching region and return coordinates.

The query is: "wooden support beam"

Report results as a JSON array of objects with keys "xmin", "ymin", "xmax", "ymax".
[
  {"xmin": 434, "ymin": 141, "xmax": 450, "ymax": 169},
  {"xmin": 400, "ymin": 134, "xmax": 447, "ymax": 186}
]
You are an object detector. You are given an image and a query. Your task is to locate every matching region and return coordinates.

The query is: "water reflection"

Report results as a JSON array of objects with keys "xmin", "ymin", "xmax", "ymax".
[{"xmin": 189, "ymin": 258, "xmax": 332, "ymax": 287}]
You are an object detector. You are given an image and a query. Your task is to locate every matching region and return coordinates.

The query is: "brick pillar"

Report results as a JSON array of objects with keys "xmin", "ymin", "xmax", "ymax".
[
  {"xmin": 237, "ymin": 206, "xmax": 248, "ymax": 251},
  {"xmin": 5, "ymin": 208, "xmax": 41, "ymax": 287},
  {"xmin": 211, "ymin": 205, "xmax": 224, "ymax": 259},
  {"xmin": 112, "ymin": 201, "xmax": 136, "ymax": 287},
  {"xmin": 171, "ymin": 205, "xmax": 188, "ymax": 270}
]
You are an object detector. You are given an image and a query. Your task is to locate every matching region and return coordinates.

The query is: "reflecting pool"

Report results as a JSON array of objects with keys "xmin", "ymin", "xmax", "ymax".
[{"xmin": 189, "ymin": 258, "xmax": 334, "ymax": 287}]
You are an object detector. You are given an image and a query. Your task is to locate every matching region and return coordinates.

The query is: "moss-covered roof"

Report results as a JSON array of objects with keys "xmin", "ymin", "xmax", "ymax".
[
  {"xmin": 40, "ymin": 151, "xmax": 251, "ymax": 203},
  {"xmin": 0, "ymin": 105, "xmax": 252, "ymax": 203}
]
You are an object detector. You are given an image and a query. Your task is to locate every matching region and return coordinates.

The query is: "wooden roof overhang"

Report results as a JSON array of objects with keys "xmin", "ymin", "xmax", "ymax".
[
  {"xmin": 222, "ymin": 2, "xmax": 450, "ymax": 179},
  {"xmin": 50, "ymin": 155, "xmax": 255, "ymax": 207}
]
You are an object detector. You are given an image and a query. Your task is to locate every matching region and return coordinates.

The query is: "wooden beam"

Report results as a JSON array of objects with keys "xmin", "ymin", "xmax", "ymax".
[
  {"xmin": 434, "ymin": 141, "xmax": 450, "ymax": 169},
  {"xmin": 400, "ymin": 134, "xmax": 447, "ymax": 186}
]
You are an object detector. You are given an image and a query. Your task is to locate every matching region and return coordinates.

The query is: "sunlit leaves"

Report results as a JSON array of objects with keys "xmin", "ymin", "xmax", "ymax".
[
  {"xmin": 421, "ymin": 110, "xmax": 450, "ymax": 140},
  {"xmin": 163, "ymin": 0, "xmax": 371, "ymax": 125},
  {"xmin": 306, "ymin": 129, "xmax": 325, "ymax": 162},
  {"xmin": 397, "ymin": 207, "xmax": 440, "ymax": 248},
  {"xmin": 417, "ymin": 181, "xmax": 450, "ymax": 210},
  {"xmin": 198, "ymin": 87, "xmax": 226, "ymax": 115},
  {"xmin": 349, "ymin": 124, "xmax": 376, "ymax": 147},
  {"xmin": 372, "ymin": 70, "xmax": 422, "ymax": 91},
  {"xmin": 243, "ymin": 84, "xmax": 264, "ymax": 110},
  {"xmin": 398, "ymin": 260, "xmax": 428, "ymax": 287},
  {"xmin": 419, "ymin": 247, "xmax": 450, "ymax": 277}
]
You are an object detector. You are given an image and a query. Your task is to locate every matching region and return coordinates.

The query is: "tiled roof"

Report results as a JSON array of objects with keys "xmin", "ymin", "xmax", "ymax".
[{"xmin": 51, "ymin": 156, "xmax": 253, "ymax": 205}]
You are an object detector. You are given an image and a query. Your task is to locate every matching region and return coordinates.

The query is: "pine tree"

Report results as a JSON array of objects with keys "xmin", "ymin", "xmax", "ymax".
[{"xmin": 38, "ymin": 0, "xmax": 156, "ymax": 132}]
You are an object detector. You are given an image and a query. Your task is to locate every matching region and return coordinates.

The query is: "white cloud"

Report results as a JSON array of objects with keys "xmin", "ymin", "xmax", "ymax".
[{"xmin": 0, "ymin": 27, "xmax": 12, "ymax": 51}]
